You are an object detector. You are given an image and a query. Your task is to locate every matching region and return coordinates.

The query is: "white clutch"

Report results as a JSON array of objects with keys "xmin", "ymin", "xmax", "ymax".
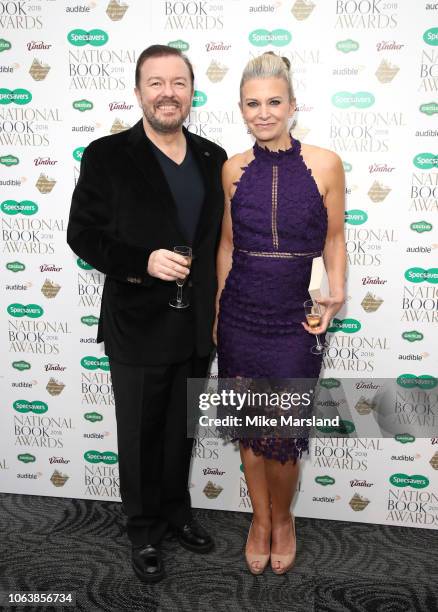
[{"xmin": 308, "ymin": 256, "xmax": 329, "ymax": 301}]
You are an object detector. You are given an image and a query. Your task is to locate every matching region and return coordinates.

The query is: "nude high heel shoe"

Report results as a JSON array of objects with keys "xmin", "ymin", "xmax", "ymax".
[
  {"xmin": 271, "ymin": 514, "xmax": 296, "ymax": 575},
  {"xmin": 245, "ymin": 521, "xmax": 270, "ymax": 575}
]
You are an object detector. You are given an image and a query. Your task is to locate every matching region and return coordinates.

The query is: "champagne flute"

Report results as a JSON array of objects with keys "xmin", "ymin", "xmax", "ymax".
[
  {"xmin": 169, "ymin": 246, "xmax": 192, "ymax": 309},
  {"xmin": 303, "ymin": 299, "xmax": 326, "ymax": 355}
]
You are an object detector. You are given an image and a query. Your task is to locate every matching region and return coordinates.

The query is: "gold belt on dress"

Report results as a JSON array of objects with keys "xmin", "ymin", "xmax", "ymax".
[{"xmin": 235, "ymin": 248, "xmax": 321, "ymax": 259}]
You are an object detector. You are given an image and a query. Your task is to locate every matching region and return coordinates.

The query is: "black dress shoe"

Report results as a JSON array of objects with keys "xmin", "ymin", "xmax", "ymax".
[
  {"xmin": 132, "ymin": 544, "xmax": 164, "ymax": 583},
  {"xmin": 173, "ymin": 520, "xmax": 214, "ymax": 553}
]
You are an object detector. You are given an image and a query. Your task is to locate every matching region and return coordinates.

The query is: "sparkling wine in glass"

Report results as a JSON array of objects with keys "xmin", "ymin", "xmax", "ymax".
[
  {"xmin": 169, "ymin": 246, "xmax": 192, "ymax": 309},
  {"xmin": 303, "ymin": 299, "xmax": 326, "ymax": 355}
]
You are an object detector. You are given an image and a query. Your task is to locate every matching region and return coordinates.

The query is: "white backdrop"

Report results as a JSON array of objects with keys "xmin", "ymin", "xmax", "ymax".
[{"xmin": 0, "ymin": 0, "xmax": 437, "ymax": 530}]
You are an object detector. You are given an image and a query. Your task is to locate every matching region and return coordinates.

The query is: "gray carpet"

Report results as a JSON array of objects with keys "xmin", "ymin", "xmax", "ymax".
[{"xmin": 0, "ymin": 493, "xmax": 437, "ymax": 612}]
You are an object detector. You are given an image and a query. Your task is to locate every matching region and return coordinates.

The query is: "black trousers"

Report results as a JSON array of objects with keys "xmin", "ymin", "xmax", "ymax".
[{"xmin": 109, "ymin": 354, "xmax": 210, "ymax": 546}]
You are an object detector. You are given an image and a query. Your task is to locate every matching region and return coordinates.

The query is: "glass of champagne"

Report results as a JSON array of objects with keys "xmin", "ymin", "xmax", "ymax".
[
  {"xmin": 303, "ymin": 299, "xmax": 326, "ymax": 355},
  {"xmin": 169, "ymin": 246, "xmax": 192, "ymax": 309}
]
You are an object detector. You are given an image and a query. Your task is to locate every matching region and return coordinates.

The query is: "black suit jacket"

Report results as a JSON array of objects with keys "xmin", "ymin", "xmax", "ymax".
[{"xmin": 67, "ymin": 119, "xmax": 227, "ymax": 365}]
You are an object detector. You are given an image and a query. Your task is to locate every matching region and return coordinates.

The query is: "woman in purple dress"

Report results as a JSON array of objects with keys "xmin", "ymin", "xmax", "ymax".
[{"xmin": 214, "ymin": 53, "xmax": 346, "ymax": 575}]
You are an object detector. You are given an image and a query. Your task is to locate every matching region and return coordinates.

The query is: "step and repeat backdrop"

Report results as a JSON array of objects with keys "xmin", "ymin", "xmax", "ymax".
[{"xmin": 0, "ymin": 0, "xmax": 437, "ymax": 530}]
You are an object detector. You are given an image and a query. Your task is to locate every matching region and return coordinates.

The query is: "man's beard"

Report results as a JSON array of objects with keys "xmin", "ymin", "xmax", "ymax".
[{"xmin": 141, "ymin": 97, "xmax": 188, "ymax": 134}]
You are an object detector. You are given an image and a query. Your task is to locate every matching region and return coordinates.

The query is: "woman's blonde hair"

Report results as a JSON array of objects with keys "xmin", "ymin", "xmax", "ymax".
[{"xmin": 240, "ymin": 52, "xmax": 295, "ymax": 103}]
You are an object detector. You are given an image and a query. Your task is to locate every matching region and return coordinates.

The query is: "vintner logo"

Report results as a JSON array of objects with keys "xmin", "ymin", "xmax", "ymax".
[
  {"xmin": 249, "ymin": 29, "xmax": 292, "ymax": 47},
  {"xmin": 1, "ymin": 200, "xmax": 38, "ymax": 215},
  {"xmin": 7, "ymin": 303, "xmax": 43, "ymax": 318},
  {"xmin": 389, "ymin": 474, "xmax": 429, "ymax": 489},
  {"xmin": 327, "ymin": 318, "xmax": 361, "ymax": 333},
  {"xmin": 13, "ymin": 400, "xmax": 48, "ymax": 414},
  {"xmin": 404, "ymin": 267, "xmax": 438, "ymax": 284},
  {"xmin": 331, "ymin": 91, "xmax": 375, "ymax": 109},
  {"xmin": 67, "ymin": 29, "xmax": 109, "ymax": 47},
  {"xmin": 84, "ymin": 450, "xmax": 118, "ymax": 464},
  {"xmin": 81, "ymin": 356, "xmax": 110, "ymax": 371},
  {"xmin": 0, "ymin": 88, "xmax": 32, "ymax": 105}
]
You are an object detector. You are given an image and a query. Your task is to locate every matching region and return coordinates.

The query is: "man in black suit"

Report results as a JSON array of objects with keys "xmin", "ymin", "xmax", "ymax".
[{"xmin": 67, "ymin": 45, "xmax": 227, "ymax": 583}]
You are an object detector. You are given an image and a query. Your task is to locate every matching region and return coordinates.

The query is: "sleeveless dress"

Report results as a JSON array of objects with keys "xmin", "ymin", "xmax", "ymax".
[{"xmin": 216, "ymin": 138, "xmax": 328, "ymax": 464}]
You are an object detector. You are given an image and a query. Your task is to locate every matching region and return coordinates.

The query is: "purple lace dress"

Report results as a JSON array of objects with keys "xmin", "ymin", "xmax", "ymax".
[{"xmin": 217, "ymin": 138, "xmax": 328, "ymax": 463}]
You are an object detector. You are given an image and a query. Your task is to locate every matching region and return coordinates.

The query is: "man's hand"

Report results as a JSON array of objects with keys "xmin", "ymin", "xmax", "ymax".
[{"xmin": 147, "ymin": 249, "xmax": 190, "ymax": 281}]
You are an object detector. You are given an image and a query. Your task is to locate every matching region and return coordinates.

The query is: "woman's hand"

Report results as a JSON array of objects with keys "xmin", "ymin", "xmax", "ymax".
[
  {"xmin": 301, "ymin": 295, "xmax": 345, "ymax": 335},
  {"xmin": 212, "ymin": 313, "xmax": 218, "ymax": 346}
]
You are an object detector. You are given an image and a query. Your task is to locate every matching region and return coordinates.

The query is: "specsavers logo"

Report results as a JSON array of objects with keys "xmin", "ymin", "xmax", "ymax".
[
  {"xmin": 67, "ymin": 29, "xmax": 109, "ymax": 47},
  {"xmin": 13, "ymin": 400, "xmax": 48, "ymax": 414},
  {"xmin": 423, "ymin": 27, "xmax": 438, "ymax": 46},
  {"xmin": 389, "ymin": 474, "xmax": 429, "ymax": 489},
  {"xmin": 404, "ymin": 267, "xmax": 438, "ymax": 284},
  {"xmin": 396, "ymin": 374, "xmax": 437, "ymax": 390},
  {"xmin": 327, "ymin": 318, "xmax": 361, "ymax": 333},
  {"xmin": 413, "ymin": 153, "xmax": 438, "ymax": 169},
  {"xmin": 344, "ymin": 209, "xmax": 367, "ymax": 225},
  {"xmin": 0, "ymin": 88, "xmax": 32, "ymax": 105},
  {"xmin": 249, "ymin": 29, "xmax": 292, "ymax": 47},
  {"xmin": 81, "ymin": 356, "xmax": 110, "ymax": 371},
  {"xmin": 7, "ymin": 304, "xmax": 44, "ymax": 318},
  {"xmin": 84, "ymin": 450, "xmax": 118, "ymax": 464},
  {"xmin": 1, "ymin": 200, "xmax": 38, "ymax": 215},
  {"xmin": 331, "ymin": 91, "xmax": 375, "ymax": 109}
]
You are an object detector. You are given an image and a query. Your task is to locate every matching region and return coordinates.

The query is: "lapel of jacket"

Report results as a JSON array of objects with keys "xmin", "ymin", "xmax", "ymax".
[
  {"xmin": 125, "ymin": 119, "xmax": 188, "ymax": 242},
  {"xmin": 184, "ymin": 127, "xmax": 218, "ymax": 250}
]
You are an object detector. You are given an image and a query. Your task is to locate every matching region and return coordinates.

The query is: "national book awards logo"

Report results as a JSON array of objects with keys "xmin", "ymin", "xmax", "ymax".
[
  {"xmin": 1, "ymin": 206, "xmax": 66, "ymax": 255},
  {"xmin": 8, "ymin": 304, "xmax": 70, "ymax": 355},
  {"xmin": 13, "ymin": 401, "xmax": 73, "ymax": 449},
  {"xmin": 77, "ymin": 260, "xmax": 104, "ymax": 307},
  {"xmin": 67, "ymin": 29, "xmax": 137, "ymax": 91},
  {"xmin": 334, "ymin": 0, "xmax": 398, "ymax": 29},
  {"xmin": 81, "ymin": 356, "xmax": 114, "ymax": 406},
  {"xmin": 163, "ymin": 1, "xmax": 224, "ymax": 30},
  {"xmin": 0, "ymin": 2, "xmax": 44, "ymax": 30},
  {"xmin": 312, "ymin": 437, "xmax": 384, "ymax": 471},
  {"xmin": 84, "ymin": 450, "xmax": 119, "ymax": 497},
  {"xmin": 387, "ymin": 473, "xmax": 437, "ymax": 526}
]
